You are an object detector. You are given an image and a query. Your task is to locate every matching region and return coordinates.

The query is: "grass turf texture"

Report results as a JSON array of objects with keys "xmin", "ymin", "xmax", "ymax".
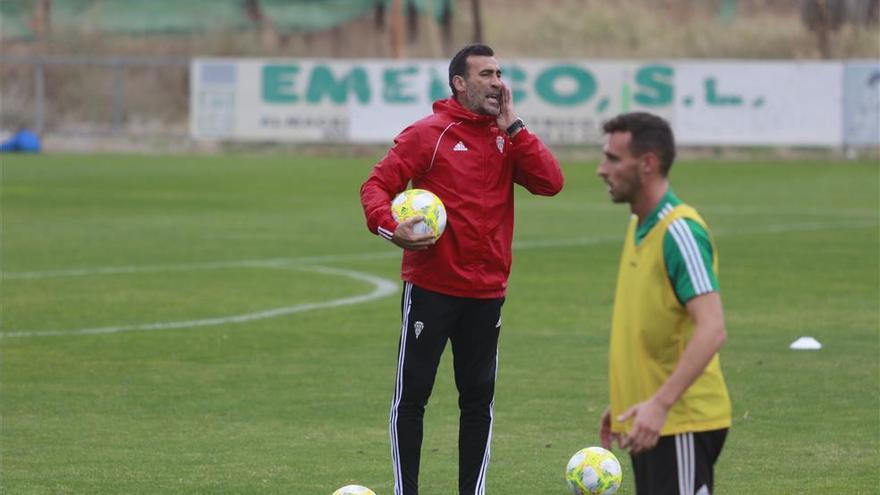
[{"xmin": 1, "ymin": 154, "xmax": 877, "ymax": 494}]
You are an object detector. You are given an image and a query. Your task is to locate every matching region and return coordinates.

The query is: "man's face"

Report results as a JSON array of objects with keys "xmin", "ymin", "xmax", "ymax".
[
  {"xmin": 597, "ymin": 131, "xmax": 643, "ymax": 204},
  {"xmin": 455, "ymin": 55, "xmax": 503, "ymax": 116}
]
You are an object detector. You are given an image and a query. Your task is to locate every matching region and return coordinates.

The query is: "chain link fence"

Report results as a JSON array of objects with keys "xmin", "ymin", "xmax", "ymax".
[{"xmin": 1, "ymin": 55, "xmax": 189, "ymax": 139}]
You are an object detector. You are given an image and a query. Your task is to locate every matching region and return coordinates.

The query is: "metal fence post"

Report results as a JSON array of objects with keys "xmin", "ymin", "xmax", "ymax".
[
  {"xmin": 112, "ymin": 59, "xmax": 125, "ymax": 134},
  {"xmin": 34, "ymin": 62, "xmax": 45, "ymax": 132}
]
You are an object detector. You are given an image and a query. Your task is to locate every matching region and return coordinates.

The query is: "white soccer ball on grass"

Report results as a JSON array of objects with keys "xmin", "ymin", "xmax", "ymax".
[{"xmin": 332, "ymin": 485, "xmax": 376, "ymax": 495}]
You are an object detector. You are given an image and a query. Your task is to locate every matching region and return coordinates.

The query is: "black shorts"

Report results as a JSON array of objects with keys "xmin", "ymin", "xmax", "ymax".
[{"xmin": 630, "ymin": 428, "xmax": 728, "ymax": 495}]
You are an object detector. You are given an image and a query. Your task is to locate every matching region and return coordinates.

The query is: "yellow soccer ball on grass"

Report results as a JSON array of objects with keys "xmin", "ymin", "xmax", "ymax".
[
  {"xmin": 391, "ymin": 188, "xmax": 447, "ymax": 239},
  {"xmin": 565, "ymin": 446, "xmax": 622, "ymax": 495}
]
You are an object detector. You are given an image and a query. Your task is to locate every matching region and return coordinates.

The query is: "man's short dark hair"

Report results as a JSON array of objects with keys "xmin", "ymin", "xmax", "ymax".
[
  {"xmin": 448, "ymin": 43, "xmax": 495, "ymax": 96},
  {"xmin": 602, "ymin": 112, "xmax": 676, "ymax": 176}
]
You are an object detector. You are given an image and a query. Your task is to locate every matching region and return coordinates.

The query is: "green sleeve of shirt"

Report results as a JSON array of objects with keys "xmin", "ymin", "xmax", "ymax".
[{"xmin": 663, "ymin": 218, "xmax": 720, "ymax": 305}]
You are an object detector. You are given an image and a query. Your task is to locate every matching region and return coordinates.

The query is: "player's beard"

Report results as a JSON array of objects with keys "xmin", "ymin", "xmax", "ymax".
[
  {"xmin": 609, "ymin": 171, "xmax": 641, "ymax": 204},
  {"xmin": 462, "ymin": 85, "xmax": 501, "ymax": 116}
]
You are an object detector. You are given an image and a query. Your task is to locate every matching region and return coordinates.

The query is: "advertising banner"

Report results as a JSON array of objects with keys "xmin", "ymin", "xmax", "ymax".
[
  {"xmin": 843, "ymin": 61, "xmax": 880, "ymax": 147},
  {"xmin": 674, "ymin": 62, "xmax": 842, "ymax": 146},
  {"xmin": 191, "ymin": 58, "xmax": 676, "ymax": 144},
  {"xmin": 191, "ymin": 58, "xmax": 867, "ymax": 147},
  {"xmin": 499, "ymin": 61, "xmax": 675, "ymax": 144}
]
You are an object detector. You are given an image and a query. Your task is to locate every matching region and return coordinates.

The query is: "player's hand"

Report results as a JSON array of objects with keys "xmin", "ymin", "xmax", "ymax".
[
  {"xmin": 617, "ymin": 399, "xmax": 667, "ymax": 454},
  {"xmin": 496, "ymin": 83, "xmax": 519, "ymax": 131},
  {"xmin": 599, "ymin": 407, "xmax": 622, "ymax": 450},
  {"xmin": 391, "ymin": 216, "xmax": 436, "ymax": 251}
]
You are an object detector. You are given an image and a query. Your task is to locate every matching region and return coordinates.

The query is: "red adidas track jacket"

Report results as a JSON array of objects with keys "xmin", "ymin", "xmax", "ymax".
[{"xmin": 360, "ymin": 97, "xmax": 564, "ymax": 298}]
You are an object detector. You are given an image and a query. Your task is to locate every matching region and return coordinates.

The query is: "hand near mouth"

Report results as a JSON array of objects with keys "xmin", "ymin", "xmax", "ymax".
[{"xmin": 495, "ymin": 83, "xmax": 519, "ymax": 131}]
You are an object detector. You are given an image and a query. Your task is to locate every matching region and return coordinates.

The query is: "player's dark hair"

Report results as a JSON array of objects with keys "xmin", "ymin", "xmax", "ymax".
[
  {"xmin": 602, "ymin": 112, "xmax": 676, "ymax": 176},
  {"xmin": 448, "ymin": 43, "xmax": 495, "ymax": 96}
]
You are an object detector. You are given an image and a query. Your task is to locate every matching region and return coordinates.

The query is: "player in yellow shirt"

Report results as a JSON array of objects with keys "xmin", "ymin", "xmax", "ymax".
[{"xmin": 596, "ymin": 112, "xmax": 731, "ymax": 495}]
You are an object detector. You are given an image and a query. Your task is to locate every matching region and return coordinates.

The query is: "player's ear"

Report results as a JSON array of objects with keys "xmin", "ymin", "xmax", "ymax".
[
  {"xmin": 452, "ymin": 75, "xmax": 467, "ymax": 94},
  {"xmin": 641, "ymin": 152, "xmax": 661, "ymax": 176}
]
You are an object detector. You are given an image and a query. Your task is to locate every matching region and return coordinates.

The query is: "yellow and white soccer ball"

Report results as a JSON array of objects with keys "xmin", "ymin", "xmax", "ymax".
[
  {"xmin": 391, "ymin": 188, "xmax": 447, "ymax": 239},
  {"xmin": 332, "ymin": 485, "xmax": 376, "ymax": 495},
  {"xmin": 565, "ymin": 446, "xmax": 622, "ymax": 495}
]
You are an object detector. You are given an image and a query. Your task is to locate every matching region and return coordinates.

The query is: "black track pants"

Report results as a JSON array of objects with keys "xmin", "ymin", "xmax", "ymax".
[
  {"xmin": 389, "ymin": 282, "xmax": 504, "ymax": 495},
  {"xmin": 631, "ymin": 428, "xmax": 728, "ymax": 495}
]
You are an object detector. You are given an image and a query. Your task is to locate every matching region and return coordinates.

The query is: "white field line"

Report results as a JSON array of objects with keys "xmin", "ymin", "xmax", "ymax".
[
  {"xmin": 5, "ymin": 218, "xmax": 875, "ymax": 281},
  {"xmin": 0, "ymin": 265, "xmax": 397, "ymax": 338},
  {"xmin": 0, "ymin": 218, "xmax": 875, "ymax": 338},
  {"xmin": 511, "ymin": 219, "xmax": 878, "ymax": 249},
  {"xmin": 1, "ymin": 255, "xmax": 397, "ymax": 280}
]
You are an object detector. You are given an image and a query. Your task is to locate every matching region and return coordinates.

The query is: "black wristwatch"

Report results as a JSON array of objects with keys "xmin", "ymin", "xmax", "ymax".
[{"xmin": 505, "ymin": 118, "xmax": 525, "ymax": 137}]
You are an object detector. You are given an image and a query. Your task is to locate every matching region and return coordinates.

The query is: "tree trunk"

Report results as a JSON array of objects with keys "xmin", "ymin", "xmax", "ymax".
[
  {"xmin": 471, "ymin": 0, "xmax": 483, "ymax": 43},
  {"xmin": 406, "ymin": 0, "xmax": 419, "ymax": 43},
  {"xmin": 243, "ymin": 0, "xmax": 281, "ymax": 50},
  {"xmin": 816, "ymin": 0, "xmax": 832, "ymax": 58},
  {"xmin": 390, "ymin": 0, "xmax": 406, "ymax": 58},
  {"xmin": 439, "ymin": 0, "xmax": 453, "ymax": 53},
  {"xmin": 31, "ymin": 0, "xmax": 51, "ymax": 38}
]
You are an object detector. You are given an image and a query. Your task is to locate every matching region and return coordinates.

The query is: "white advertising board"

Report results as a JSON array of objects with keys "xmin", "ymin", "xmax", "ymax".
[
  {"xmin": 843, "ymin": 62, "xmax": 880, "ymax": 147},
  {"xmin": 191, "ymin": 58, "xmax": 864, "ymax": 147},
  {"xmin": 191, "ymin": 58, "xmax": 679, "ymax": 144},
  {"xmin": 674, "ymin": 62, "xmax": 843, "ymax": 146}
]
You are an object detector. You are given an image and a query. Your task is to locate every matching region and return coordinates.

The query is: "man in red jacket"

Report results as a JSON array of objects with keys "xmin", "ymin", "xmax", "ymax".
[{"xmin": 360, "ymin": 43, "xmax": 564, "ymax": 495}]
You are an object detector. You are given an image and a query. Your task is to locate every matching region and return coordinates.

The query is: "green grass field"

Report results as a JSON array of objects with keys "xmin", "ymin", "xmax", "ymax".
[{"xmin": 1, "ymin": 153, "xmax": 878, "ymax": 494}]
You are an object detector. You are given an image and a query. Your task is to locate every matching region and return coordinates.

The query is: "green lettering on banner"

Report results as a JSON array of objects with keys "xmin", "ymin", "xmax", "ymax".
[
  {"xmin": 503, "ymin": 65, "xmax": 528, "ymax": 103},
  {"xmin": 634, "ymin": 65, "xmax": 673, "ymax": 107},
  {"xmin": 384, "ymin": 66, "xmax": 418, "ymax": 103},
  {"xmin": 306, "ymin": 65, "xmax": 370, "ymax": 104},
  {"xmin": 619, "ymin": 85, "xmax": 629, "ymax": 112},
  {"xmin": 535, "ymin": 65, "xmax": 596, "ymax": 106},
  {"xmin": 705, "ymin": 77, "xmax": 743, "ymax": 106},
  {"xmin": 262, "ymin": 65, "xmax": 300, "ymax": 103}
]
